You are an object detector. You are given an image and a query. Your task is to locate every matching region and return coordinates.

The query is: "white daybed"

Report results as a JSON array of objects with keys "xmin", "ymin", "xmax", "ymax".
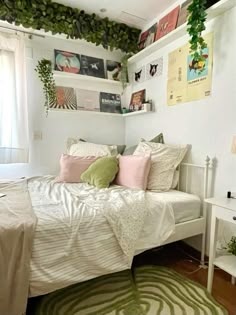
[{"xmin": 27, "ymin": 157, "xmax": 211, "ymax": 297}]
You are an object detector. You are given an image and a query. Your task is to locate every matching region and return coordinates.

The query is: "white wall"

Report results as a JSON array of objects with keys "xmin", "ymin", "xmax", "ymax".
[
  {"xmin": 0, "ymin": 35, "xmax": 125, "ymax": 178},
  {"xmin": 125, "ymin": 7, "xmax": 236, "ymax": 251}
]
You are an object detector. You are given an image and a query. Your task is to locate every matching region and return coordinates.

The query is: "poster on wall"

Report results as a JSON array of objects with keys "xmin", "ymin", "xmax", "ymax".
[
  {"xmin": 146, "ymin": 57, "xmax": 163, "ymax": 80},
  {"xmin": 80, "ymin": 55, "xmax": 105, "ymax": 78},
  {"xmin": 133, "ymin": 65, "xmax": 145, "ymax": 84},
  {"xmin": 54, "ymin": 50, "xmax": 81, "ymax": 74},
  {"xmin": 76, "ymin": 89, "xmax": 100, "ymax": 111},
  {"xmin": 100, "ymin": 93, "xmax": 121, "ymax": 113},
  {"xmin": 106, "ymin": 60, "xmax": 121, "ymax": 81},
  {"xmin": 49, "ymin": 86, "xmax": 77, "ymax": 110},
  {"xmin": 167, "ymin": 32, "xmax": 213, "ymax": 106}
]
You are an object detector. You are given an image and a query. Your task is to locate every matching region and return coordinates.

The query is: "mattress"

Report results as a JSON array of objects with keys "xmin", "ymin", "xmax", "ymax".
[{"xmin": 135, "ymin": 190, "xmax": 201, "ymax": 252}]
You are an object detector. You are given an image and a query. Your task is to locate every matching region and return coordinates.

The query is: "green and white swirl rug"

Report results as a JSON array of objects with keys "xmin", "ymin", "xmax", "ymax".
[{"xmin": 34, "ymin": 266, "xmax": 228, "ymax": 315}]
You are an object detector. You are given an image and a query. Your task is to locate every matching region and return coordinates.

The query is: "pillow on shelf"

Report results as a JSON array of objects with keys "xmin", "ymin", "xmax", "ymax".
[
  {"xmin": 115, "ymin": 155, "xmax": 151, "ymax": 190},
  {"xmin": 81, "ymin": 156, "xmax": 119, "ymax": 189},
  {"xmin": 134, "ymin": 142, "xmax": 188, "ymax": 191},
  {"xmin": 57, "ymin": 154, "xmax": 98, "ymax": 183},
  {"xmin": 69, "ymin": 141, "xmax": 117, "ymax": 157},
  {"xmin": 122, "ymin": 132, "xmax": 164, "ymax": 156}
]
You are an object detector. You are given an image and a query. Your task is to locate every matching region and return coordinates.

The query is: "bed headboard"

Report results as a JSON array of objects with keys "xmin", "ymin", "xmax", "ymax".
[{"xmin": 178, "ymin": 156, "xmax": 211, "ymax": 203}]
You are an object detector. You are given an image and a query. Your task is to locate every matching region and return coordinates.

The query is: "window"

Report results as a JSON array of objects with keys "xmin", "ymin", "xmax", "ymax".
[{"xmin": 0, "ymin": 33, "xmax": 29, "ymax": 163}]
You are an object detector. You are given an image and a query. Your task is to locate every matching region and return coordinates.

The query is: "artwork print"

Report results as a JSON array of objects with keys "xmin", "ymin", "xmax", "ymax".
[
  {"xmin": 129, "ymin": 89, "xmax": 145, "ymax": 111},
  {"xmin": 100, "ymin": 93, "xmax": 121, "ymax": 113},
  {"xmin": 146, "ymin": 57, "xmax": 163, "ymax": 80},
  {"xmin": 106, "ymin": 60, "xmax": 121, "ymax": 81},
  {"xmin": 76, "ymin": 89, "xmax": 100, "ymax": 112},
  {"xmin": 50, "ymin": 86, "xmax": 77, "ymax": 110},
  {"xmin": 54, "ymin": 50, "xmax": 80, "ymax": 74},
  {"xmin": 138, "ymin": 23, "xmax": 158, "ymax": 50},
  {"xmin": 155, "ymin": 6, "xmax": 180, "ymax": 41},
  {"xmin": 80, "ymin": 55, "xmax": 105, "ymax": 78},
  {"xmin": 133, "ymin": 65, "xmax": 145, "ymax": 84},
  {"xmin": 187, "ymin": 48, "xmax": 209, "ymax": 81}
]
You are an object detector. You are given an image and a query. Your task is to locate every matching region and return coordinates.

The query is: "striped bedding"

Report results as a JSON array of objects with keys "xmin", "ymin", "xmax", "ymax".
[{"xmin": 28, "ymin": 176, "xmax": 175, "ymax": 297}]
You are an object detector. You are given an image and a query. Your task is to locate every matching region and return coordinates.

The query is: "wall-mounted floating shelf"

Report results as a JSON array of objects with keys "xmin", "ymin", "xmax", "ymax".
[
  {"xmin": 53, "ymin": 71, "xmax": 122, "ymax": 86},
  {"xmin": 128, "ymin": 0, "xmax": 236, "ymax": 64},
  {"xmin": 49, "ymin": 108, "xmax": 152, "ymax": 118}
]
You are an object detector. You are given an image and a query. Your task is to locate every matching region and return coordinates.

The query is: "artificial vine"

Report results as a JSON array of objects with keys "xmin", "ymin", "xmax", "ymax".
[
  {"xmin": 0, "ymin": 0, "xmax": 140, "ymax": 53},
  {"xmin": 35, "ymin": 59, "xmax": 56, "ymax": 114},
  {"xmin": 120, "ymin": 53, "xmax": 133, "ymax": 90},
  {"xmin": 187, "ymin": 0, "xmax": 208, "ymax": 63}
]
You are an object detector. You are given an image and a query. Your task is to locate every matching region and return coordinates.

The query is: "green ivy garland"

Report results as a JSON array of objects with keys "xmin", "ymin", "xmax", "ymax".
[
  {"xmin": 0, "ymin": 0, "xmax": 140, "ymax": 53},
  {"xmin": 225, "ymin": 236, "xmax": 236, "ymax": 256},
  {"xmin": 187, "ymin": 0, "xmax": 208, "ymax": 62},
  {"xmin": 35, "ymin": 59, "xmax": 56, "ymax": 114}
]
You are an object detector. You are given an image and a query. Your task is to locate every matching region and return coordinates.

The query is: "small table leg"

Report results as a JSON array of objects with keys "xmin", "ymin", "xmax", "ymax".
[
  {"xmin": 231, "ymin": 276, "xmax": 235, "ymax": 285},
  {"xmin": 207, "ymin": 207, "xmax": 219, "ymax": 293}
]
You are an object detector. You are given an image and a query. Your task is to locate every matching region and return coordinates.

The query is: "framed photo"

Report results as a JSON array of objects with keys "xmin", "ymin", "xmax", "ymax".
[
  {"xmin": 54, "ymin": 50, "xmax": 80, "ymax": 74},
  {"xmin": 129, "ymin": 89, "xmax": 146, "ymax": 111},
  {"xmin": 80, "ymin": 55, "xmax": 105, "ymax": 78},
  {"xmin": 106, "ymin": 60, "xmax": 121, "ymax": 81},
  {"xmin": 100, "ymin": 92, "xmax": 121, "ymax": 113},
  {"xmin": 138, "ymin": 23, "xmax": 158, "ymax": 50},
  {"xmin": 49, "ymin": 86, "xmax": 77, "ymax": 110}
]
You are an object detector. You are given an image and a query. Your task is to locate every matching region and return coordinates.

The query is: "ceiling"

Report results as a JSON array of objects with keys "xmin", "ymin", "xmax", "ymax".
[{"xmin": 54, "ymin": 0, "xmax": 178, "ymax": 29}]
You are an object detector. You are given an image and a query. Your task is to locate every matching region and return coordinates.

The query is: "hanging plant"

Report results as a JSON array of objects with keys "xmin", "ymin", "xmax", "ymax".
[
  {"xmin": 120, "ymin": 53, "xmax": 133, "ymax": 90},
  {"xmin": 35, "ymin": 59, "xmax": 56, "ymax": 115},
  {"xmin": 0, "ymin": 0, "xmax": 140, "ymax": 53},
  {"xmin": 225, "ymin": 236, "xmax": 236, "ymax": 256},
  {"xmin": 187, "ymin": 0, "xmax": 208, "ymax": 66}
]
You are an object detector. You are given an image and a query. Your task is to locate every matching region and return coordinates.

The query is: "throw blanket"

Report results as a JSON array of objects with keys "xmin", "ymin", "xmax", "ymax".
[{"xmin": 0, "ymin": 180, "xmax": 36, "ymax": 315}]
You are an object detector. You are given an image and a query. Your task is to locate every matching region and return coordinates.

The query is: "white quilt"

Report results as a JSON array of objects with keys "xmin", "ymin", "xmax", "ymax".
[{"xmin": 28, "ymin": 176, "xmax": 175, "ymax": 297}]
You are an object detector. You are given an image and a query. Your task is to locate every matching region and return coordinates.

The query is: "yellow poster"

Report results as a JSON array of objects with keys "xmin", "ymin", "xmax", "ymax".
[{"xmin": 167, "ymin": 32, "xmax": 213, "ymax": 106}]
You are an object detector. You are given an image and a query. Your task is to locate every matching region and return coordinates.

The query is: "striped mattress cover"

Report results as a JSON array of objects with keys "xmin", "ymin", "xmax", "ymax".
[{"xmin": 27, "ymin": 176, "xmax": 196, "ymax": 297}]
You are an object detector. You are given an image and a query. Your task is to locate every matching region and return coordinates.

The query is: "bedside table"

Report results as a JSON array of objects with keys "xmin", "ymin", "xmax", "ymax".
[{"xmin": 205, "ymin": 197, "xmax": 236, "ymax": 293}]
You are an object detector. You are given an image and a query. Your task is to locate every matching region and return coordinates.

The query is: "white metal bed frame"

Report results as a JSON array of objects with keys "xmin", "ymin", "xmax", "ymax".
[{"xmin": 160, "ymin": 156, "xmax": 212, "ymax": 265}]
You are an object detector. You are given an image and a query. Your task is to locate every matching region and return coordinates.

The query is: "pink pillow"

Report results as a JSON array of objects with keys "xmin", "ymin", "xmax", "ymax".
[
  {"xmin": 57, "ymin": 154, "xmax": 98, "ymax": 183},
  {"xmin": 115, "ymin": 155, "xmax": 151, "ymax": 190}
]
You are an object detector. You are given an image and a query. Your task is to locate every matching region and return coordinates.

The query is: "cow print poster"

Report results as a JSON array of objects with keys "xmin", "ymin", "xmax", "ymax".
[{"xmin": 146, "ymin": 57, "xmax": 163, "ymax": 80}]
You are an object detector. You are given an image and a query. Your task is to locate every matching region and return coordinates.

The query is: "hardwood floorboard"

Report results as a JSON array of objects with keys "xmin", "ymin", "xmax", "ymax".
[{"xmin": 132, "ymin": 241, "xmax": 236, "ymax": 315}]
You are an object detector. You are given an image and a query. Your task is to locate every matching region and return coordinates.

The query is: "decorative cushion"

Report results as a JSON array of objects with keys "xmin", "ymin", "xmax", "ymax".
[
  {"xmin": 115, "ymin": 155, "xmax": 151, "ymax": 190},
  {"xmin": 81, "ymin": 156, "xmax": 119, "ymax": 189},
  {"xmin": 123, "ymin": 132, "xmax": 164, "ymax": 156},
  {"xmin": 134, "ymin": 142, "xmax": 188, "ymax": 191},
  {"xmin": 68, "ymin": 141, "xmax": 117, "ymax": 157},
  {"xmin": 57, "ymin": 154, "xmax": 98, "ymax": 183},
  {"xmin": 171, "ymin": 170, "xmax": 179, "ymax": 189}
]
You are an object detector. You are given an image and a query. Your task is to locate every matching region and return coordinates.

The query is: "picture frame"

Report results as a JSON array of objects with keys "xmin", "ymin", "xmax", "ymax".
[
  {"xmin": 129, "ymin": 89, "xmax": 146, "ymax": 111},
  {"xmin": 138, "ymin": 23, "xmax": 158, "ymax": 50}
]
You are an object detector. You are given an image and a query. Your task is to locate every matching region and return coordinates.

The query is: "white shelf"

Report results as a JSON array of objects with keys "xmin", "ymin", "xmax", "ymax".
[
  {"xmin": 122, "ymin": 109, "xmax": 152, "ymax": 117},
  {"xmin": 128, "ymin": 0, "xmax": 236, "ymax": 64},
  {"xmin": 214, "ymin": 255, "xmax": 236, "ymax": 277},
  {"xmin": 49, "ymin": 108, "xmax": 152, "ymax": 117},
  {"xmin": 53, "ymin": 71, "xmax": 122, "ymax": 86}
]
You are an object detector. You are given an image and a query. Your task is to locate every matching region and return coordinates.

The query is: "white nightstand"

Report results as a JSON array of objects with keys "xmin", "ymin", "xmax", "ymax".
[{"xmin": 205, "ymin": 197, "xmax": 236, "ymax": 293}]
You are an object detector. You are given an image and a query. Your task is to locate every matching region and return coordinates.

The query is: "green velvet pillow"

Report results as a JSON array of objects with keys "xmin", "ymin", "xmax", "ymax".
[{"xmin": 81, "ymin": 157, "xmax": 119, "ymax": 189}]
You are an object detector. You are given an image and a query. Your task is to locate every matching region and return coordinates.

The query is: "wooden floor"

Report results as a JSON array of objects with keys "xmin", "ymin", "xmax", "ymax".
[{"xmin": 132, "ymin": 242, "xmax": 236, "ymax": 315}]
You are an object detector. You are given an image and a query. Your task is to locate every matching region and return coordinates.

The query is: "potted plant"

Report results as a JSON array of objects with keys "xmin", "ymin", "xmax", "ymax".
[
  {"xmin": 187, "ymin": 0, "xmax": 208, "ymax": 69},
  {"xmin": 35, "ymin": 59, "xmax": 56, "ymax": 115},
  {"xmin": 225, "ymin": 236, "xmax": 236, "ymax": 256}
]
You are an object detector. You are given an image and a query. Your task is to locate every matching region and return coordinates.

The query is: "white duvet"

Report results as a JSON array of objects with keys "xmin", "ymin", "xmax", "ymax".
[{"xmin": 28, "ymin": 176, "xmax": 175, "ymax": 297}]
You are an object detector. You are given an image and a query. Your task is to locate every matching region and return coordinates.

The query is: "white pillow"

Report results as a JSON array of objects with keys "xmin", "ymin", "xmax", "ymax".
[
  {"xmin": 68, "ymin": 140, "xmax": 118, "ymax": 157},
  {"xmin": 171, "ymin": 170, "xmax": 179, "ymax": 189},
  {"xmin": 134, "ymin": 142, "xmax": 188, "ymax": 191}
]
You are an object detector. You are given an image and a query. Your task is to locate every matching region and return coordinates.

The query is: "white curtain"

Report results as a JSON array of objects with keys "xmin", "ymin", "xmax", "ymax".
[{"xmin": 0, "ymin": 32, "xmax": 29, "ymax": 163}]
